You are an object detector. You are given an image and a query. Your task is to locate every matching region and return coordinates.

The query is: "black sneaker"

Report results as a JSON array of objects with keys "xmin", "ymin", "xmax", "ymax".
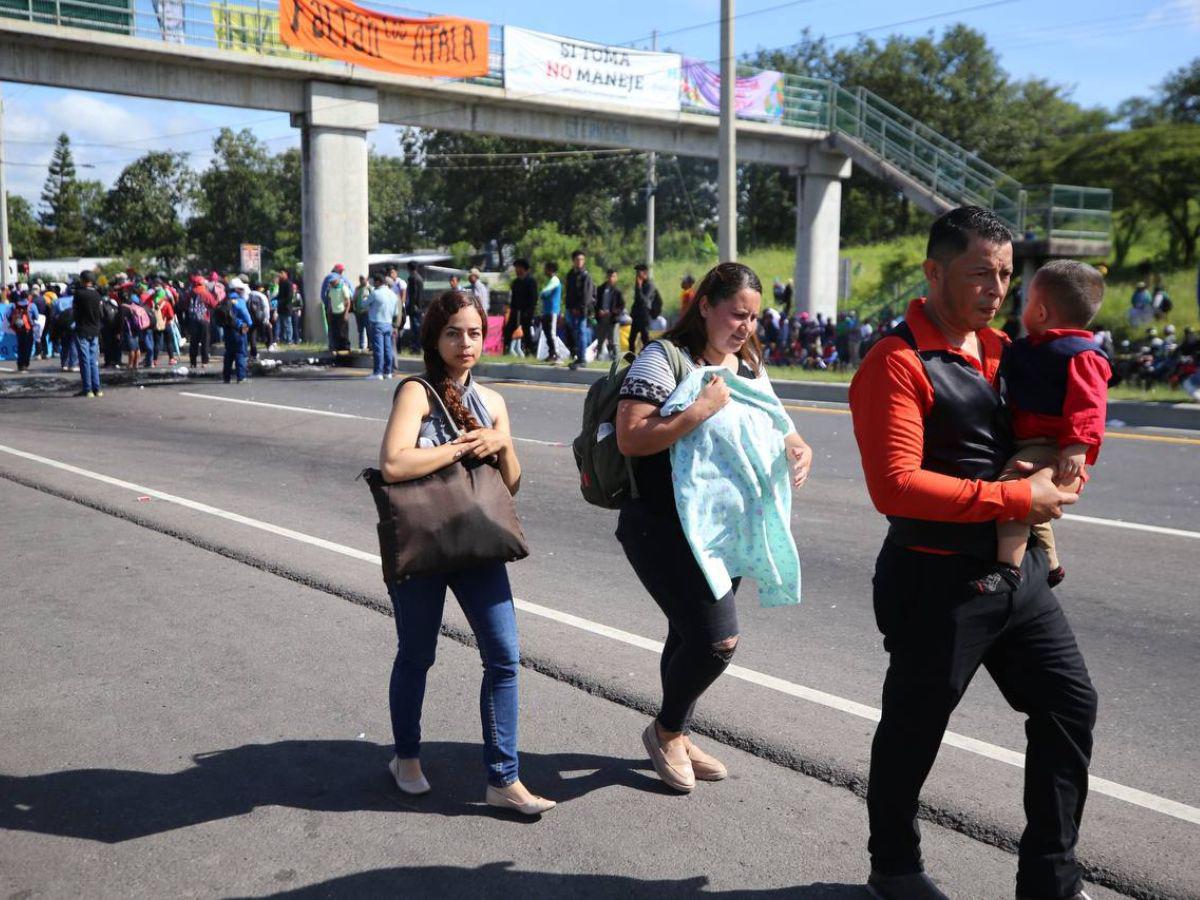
[{"xmin": 970, "ymin": 564, "xmax": 1023, "ymax": 596}]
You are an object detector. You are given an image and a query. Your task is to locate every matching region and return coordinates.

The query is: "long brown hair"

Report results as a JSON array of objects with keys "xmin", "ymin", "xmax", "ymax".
[
  {"xmin": 661, "ymin": 261, "xmax": 764, "ymax": 374},
  {"xmin": 420, "ymin": 290, "xmax": 488, "ymax": 431}
]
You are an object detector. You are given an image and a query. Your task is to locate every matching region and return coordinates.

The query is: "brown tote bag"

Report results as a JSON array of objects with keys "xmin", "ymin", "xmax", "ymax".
[{"xmin": 361, "ymin": 377, "xmax": 529, "ymax": 582}]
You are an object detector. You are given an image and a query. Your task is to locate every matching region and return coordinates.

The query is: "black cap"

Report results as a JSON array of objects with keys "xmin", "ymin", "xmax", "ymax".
[{"xmin": 79, "ymin": 270, "xmax": 95, "ymax": 284}]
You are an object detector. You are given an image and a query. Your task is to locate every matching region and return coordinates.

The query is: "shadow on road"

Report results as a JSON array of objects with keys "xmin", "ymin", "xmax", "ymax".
[
  {"xmin": 0, "ymin": 739, "xmax": 674, "ymax": 843},
  {"xmin": 233, "ymin": 860, "xmax": 870, "ymax": 898}
]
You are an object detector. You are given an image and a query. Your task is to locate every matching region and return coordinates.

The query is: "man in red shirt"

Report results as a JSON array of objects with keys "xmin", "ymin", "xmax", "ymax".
[{"xmin": 850, "ymin": 208, "xmax": 1096, "ymax": 900}]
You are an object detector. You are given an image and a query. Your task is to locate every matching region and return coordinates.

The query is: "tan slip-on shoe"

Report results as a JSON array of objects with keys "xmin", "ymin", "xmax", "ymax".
[
  {"xmin": 388, "ymin": 756, "xmax": 431, "ymax": 796},
  {"xmin": 485, "ymin": 785, "xmax": 556, "ymax": 816},
  {"xmin": 642, "ymin": 722, "xmax": 696, "ymax": 793},
  {"xmin": 685, "ymin": 736, "xmax": 728, "ymax": 781}
]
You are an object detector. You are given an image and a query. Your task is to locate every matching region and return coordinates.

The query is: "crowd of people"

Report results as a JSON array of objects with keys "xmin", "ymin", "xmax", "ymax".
[{"xmin": 0, "ymin": 267, "xmax": 310, "ymax": 392}]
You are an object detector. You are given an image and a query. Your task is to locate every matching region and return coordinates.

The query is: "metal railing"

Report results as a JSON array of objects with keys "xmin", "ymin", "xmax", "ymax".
[{"xmin": 2, "ymin": 0, "xmax": 1112, "ymax": 245}]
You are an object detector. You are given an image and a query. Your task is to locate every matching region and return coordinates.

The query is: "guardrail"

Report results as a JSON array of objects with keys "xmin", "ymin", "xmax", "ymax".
[{"xmin": 1, "ymin": 0, "xmax": 1112, "ymax": 246}]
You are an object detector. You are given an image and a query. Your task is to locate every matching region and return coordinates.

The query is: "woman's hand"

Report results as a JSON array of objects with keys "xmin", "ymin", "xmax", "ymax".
[
  {"xmin": 693, "ymin": 373, "xmax": 731, "ymax": 421},
  {"xmin": 455, "ymin": 428, "xmax": 511, "ymax": 461},
  {"xmin": 785, "ymin": 432, "xmax": 812, "ymax": 488}
]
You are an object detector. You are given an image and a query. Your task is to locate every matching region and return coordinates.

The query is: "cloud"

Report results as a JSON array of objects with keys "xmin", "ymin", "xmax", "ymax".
[{"xmin": 1146, "ymin": 0, "xmax": 1200, "ymax": 29}]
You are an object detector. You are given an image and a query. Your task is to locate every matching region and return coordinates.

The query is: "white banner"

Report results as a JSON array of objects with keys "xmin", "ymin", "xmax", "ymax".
[{"xmin": 503, "ymin": 26, "xmax": 681, "ymax": 112}]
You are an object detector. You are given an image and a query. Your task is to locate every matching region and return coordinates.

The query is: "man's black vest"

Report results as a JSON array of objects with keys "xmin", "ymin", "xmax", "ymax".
[
  {"xmin": 884, "ymin": 321, "xmax": 1014, "ymax": 559},
  {"xmin": 1001, "ymin": 335, "xmax": 1105, "ymax": 417}
]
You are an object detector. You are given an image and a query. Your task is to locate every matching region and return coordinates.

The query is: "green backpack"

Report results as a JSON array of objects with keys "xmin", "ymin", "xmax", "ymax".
[{"xmin": 572, "ymin": 339, "xmax": 688, "ymax": 509}]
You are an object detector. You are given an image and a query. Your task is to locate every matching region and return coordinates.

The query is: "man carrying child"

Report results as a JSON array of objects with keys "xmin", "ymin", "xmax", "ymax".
[{"xmin": 850, "ymin": 207, "xmax": 1098, "ymax": 900}]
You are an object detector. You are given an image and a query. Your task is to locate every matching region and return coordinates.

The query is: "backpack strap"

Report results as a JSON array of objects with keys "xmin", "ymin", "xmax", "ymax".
[{"xmin": 391, "ymin": 375, "xmax": 463, "ymax": 439}]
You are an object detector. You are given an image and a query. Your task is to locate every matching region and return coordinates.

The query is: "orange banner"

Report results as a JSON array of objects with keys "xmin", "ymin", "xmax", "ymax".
[{"xmin": 279, "ymin": 0, "xmax": 489, "ymax": 78}]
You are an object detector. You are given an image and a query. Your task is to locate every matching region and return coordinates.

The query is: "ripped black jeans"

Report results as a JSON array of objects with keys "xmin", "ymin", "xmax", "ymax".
[{"xmin": 617, "ymin": 500, "xmax": 740, "ymax": 733}]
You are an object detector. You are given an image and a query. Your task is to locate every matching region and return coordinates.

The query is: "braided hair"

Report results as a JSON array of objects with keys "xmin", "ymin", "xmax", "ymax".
[{"xmin": 420, "ymin": 289, "xmax": 488, "ymax": 432}]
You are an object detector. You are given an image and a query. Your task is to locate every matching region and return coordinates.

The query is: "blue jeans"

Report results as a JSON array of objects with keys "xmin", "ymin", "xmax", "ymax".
[
  {"xmin": 370, "ymin": 323, "xmax": 394, "ymax": 375},
  {"xmin": 142, "ymin": 327, "xmax": 157, "ymax": 364},
  {"xmin": 60, "ymin": 334, "xmax": 79, "ymax": 368},
  {"xmin": 76, "ymin": 335, "xmax": 101, "ymax": 393},
  {"xmin": 223, "ymin": 330, "xmax": 248, "ymax": 382},
  {"xmin": 565, "ymin": 310, "xmax": 588, "ymax": 363},
  {"xmin": 387, "ymin": 562, "xmax": 520, "ymax": 787}
]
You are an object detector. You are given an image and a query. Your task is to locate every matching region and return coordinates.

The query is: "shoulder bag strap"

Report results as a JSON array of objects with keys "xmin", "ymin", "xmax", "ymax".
[{"xmin": 392, "ymin": 375, "xmax": 463, "ymax": 439}]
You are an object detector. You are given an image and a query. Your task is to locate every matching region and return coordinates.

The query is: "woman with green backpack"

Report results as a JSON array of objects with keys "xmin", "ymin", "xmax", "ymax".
[{"xmin": 614, "ymin": 261, "xmax": 813, "ymax": 793}]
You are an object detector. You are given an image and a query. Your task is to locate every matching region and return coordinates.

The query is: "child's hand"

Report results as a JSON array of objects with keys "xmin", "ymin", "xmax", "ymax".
[{"xmin": 1056, "ymin": 445, "xmax": 1088, "ymax": 484}]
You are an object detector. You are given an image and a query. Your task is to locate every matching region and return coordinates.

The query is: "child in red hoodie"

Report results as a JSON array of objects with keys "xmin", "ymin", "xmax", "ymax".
[{"xmin": 975, "ymin": 260, "xmax": 1111, "ymax": 594}]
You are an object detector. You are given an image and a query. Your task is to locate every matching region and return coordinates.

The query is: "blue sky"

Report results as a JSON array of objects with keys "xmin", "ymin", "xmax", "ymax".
[{"xmin": 3, "ymin": 0, "xmax": 1199, "ymax": 203}]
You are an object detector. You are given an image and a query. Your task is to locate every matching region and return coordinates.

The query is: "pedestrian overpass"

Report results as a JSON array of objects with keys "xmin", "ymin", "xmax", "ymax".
[{"xmin": 0, "ymin": 1, "xmax": 1112, "ymax": 337}]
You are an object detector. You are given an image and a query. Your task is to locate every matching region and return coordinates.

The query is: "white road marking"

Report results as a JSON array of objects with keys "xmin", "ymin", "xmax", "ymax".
[
  {"xmin": 179, "ymin": 390, "xmax": 1200, "ymax": 542},
  {"xmin": 1061, "ymin": 513, "xmax": 1200, "ymax": 540},
  {"xmin": 177, "ymin": 391, "xmax": 566, "ymax": 447},
  {"xmin": 0, "ymin": 365, "xmax": 16, "ymax": 372},
  {"xmin": 0, "ymin": 440, "xmax": 1196, "ymax": 827}
]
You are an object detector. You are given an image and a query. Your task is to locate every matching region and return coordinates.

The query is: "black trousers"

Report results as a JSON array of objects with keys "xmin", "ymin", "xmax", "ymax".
[
  {"xmin": 503, "ymin": 307, "xmax": 535, "ymax": 355},
  {"xmin": 188, "ymin": 320, "xmax": 211, "ymax": 366},
  {"xmin": 629, "ymin": 316, "xmax": 651, "ymax": 354},
  {"xmin": 593, "ymin": 314, "xmax": 617, "ymax": 360},
  {"xmin": 867, "ymin": 541, "xmax": 1097, "ymax": 899},
  {"xmin": 617, "ymin": 500, "xmax": 740, "ymax": 733}
]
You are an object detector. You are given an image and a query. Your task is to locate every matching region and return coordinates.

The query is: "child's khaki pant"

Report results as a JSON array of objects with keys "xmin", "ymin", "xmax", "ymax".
[{"xmin": 997, "ymin": 438, "xmax": 1075, "ymax": 570}]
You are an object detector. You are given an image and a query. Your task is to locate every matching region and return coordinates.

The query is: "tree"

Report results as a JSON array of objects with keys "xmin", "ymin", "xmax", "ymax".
[
  {"xmin": 104, "ymin": 151, "xmax": 196, "ymax": 270},
  {"xmin": 188, "ymin": 128, "xmax": 282, "ymax": 270},
  {"xmin": 368, "ymin": 153, "xmax": 417, "ymax": 253},
  {"xmin": 39, "ymin": 133, "xmax": 85, "ymax": 256},
  {"xmin": 5, "ymin": 193, "xmax": 45, "ymax": 259},
  {"xmin": 1050, "ymin": 125, "xmax": 1200, "ymax": 266},
  {"xmin": 1118, "ymin": 57, "xmax": 1200, "ymax": 127}
]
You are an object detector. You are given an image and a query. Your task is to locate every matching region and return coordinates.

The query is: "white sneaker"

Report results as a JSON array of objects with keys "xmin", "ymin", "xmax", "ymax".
[
  {"xmin": 388, "ymin": 756, "xmax": 431, "ymax": 795},
  {"xmin": 367, "ymin": 373, "xmax": 384, "ymax": 380}
]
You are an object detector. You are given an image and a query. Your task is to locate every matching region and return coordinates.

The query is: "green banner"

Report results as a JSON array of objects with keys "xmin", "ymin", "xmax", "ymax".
[{"xmin": 0, "ymin": 0, "xmax": 133, "ymax": 35}]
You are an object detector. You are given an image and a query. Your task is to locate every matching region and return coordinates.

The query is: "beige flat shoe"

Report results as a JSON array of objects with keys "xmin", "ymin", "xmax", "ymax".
[
  {"xmin": 388, "ymin": 756, "xmax": 431, "ymax": 796},
  {"xmin": 486, "ymin": 785, "xmax": 556, "ymax": 816},
  {"xmin": 642, "ymin": 723, "xmax": 696, "ymax": 793},
  {"xmin": 685, "ymin": 736, "xmax": 728, "ymax": 781}
]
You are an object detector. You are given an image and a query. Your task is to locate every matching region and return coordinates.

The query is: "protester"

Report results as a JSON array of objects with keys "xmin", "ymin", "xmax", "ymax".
[
  {"xmin": 387, "ymin": 266, "xmax": 407, "ymax": 338},
  {"xmin": 322, "ymin": 263, "xmax": 351, "ymax": 352},
  {"xmin": 504, "ymin": 258, "xmax": 537, "ymax": 357},
  {"xmin": 849, "ymin": 207, "xmax": 1096, "ymax": 900},
  {"xmin": 72, "ymin": 270, "xmax": 104, "ymax": 397},
  {"xmin": 403, "ymin": 261, "xmax": 425, "ymax": 354},
  {"xmin": 467, "ymin": 267, "xmax": 490, "ymax": 311},
  {"xmin": 366, "ymin": 273, "xmax": 398, "ymax": 380},
  {"xmin": 246, "ymin": 281, "xmax": 272, "ymax": 360},
  {"xmin": 679, "ymin": 274, "xmax": 696, "ymax": 315},
  {"xmin": 564, "ymin": 249, "xmax": 594, "ymax": 370},
  {"xmin": 276, "ymin": 270, "xmax": 297, "ymax": 344},
  {"xmin": 352, "ymin": 275, "xmax": 372, "ymax": 352},
  {"xmin": 615, "ymin": 261, "xmax": 813, "ymax": 793},
  {"xmin": 376, "ymin": 289, "xmax": 554, "ymax": 815},
  {"xmin": 595, "ymin": 268, "xmax": 623, "ymax": 362},
  {"xmin": 9, "ymin": 290, "xmax": 40, "ymax": 371},
  {"xmin": 186, "ymin": 274, "xmax": 218, "ymax": 370},
  {"xmin": 629, "ymin": 264, "xmax": 656, "ymax": 354},
  {"xmin": 220, "ymin": 278, "xmax": 254, "ymax": 384},
  {"xmin": 540, "ymin": 261, "xmax": 562, "ymax": 365}
]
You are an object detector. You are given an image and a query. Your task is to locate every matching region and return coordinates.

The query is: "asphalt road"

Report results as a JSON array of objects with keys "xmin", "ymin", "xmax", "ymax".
[
  {"xmin": 0, "ymin": 478, "xmax": 1128, "ymax": 900},
  {"xmin": 0, "ymin": 370, "xmax": 1196, "ymax": 897}
]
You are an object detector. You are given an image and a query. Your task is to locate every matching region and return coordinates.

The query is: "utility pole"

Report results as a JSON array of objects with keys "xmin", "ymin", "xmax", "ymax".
[
  {"xmin": 718, "ymin": 0, "xmax": 736, "ymax": 261},
  {"xmin": 0, "ymin": 83, "xmax": 10, "ymax": 291},
  {"xmin": 645, "ymin": 30, "xmax": 657, "ymax": 272}
]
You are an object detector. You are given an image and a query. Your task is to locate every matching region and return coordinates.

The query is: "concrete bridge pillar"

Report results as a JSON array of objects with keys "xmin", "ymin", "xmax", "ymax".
[
  {"xmin": 292, "ymin": 82, "xmax": 378, "ymax": 348},
  {"xmin": 791, "ymin": 149, "xmax": 852, "ymax": 322}
]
